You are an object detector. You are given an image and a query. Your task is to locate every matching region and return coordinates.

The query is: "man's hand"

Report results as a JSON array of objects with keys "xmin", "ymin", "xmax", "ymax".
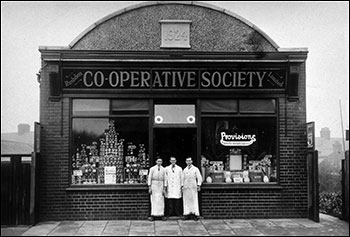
[
  {"xmin": 197, "ymin": 185, "xmax": 201, "ymax": 192},
  {"xmin": 148, "ymin": 187, "xmax": 152, "ymax": 195}
]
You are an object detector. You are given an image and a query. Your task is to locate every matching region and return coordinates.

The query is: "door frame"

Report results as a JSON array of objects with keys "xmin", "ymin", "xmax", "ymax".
[{"xmin": 149, "ymin": 99, "xmax": 203, "ymax": 215}]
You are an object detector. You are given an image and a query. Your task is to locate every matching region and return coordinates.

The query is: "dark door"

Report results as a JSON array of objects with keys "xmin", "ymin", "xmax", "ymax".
[
  {"xmin": 1, "ymin": 155, "xmax": 32, "ymax": 225},
  {"xmin": 307, "ymin": 150, "xmax": 319, "ymax": 222},
  {"xmin": 154, "ymin": 128, "xmax": 197, "ymax": 169},
  {"xmin": 154, "ymin": 128, "xmax": 196, "ymax": 217}
]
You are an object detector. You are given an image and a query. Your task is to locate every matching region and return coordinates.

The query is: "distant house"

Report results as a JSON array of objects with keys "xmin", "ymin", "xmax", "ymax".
[
  {"xmin": 1, "ymin": 124, "xmax": 34, "ymax": 155},
  {"xmin": 316, "ymin": 127, "xmax": 348, "ymax": 164}
]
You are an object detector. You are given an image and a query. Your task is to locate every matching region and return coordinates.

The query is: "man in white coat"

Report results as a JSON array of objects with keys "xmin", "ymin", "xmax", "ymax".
[
  {"xmin": 164, "ymin": 156, "xmax": 183, "ymax": 219},
  {"xmin": 182, "ymin": 157, "xmax": 202, "ymax": 221},
  {"xmin": 147, "ymin": 157, "xmax": 167, "ymax": 221}
]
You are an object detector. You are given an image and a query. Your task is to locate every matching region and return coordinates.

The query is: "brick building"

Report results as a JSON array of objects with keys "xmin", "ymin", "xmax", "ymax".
[{"xmin": 38, "ymin": 2, "xmax": 308, "ymax": 221}]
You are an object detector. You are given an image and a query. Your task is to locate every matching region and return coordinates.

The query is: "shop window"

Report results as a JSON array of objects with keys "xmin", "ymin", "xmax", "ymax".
[
  {"xmin": 72, "ymin": 99, "xmax": 109, "ymax": 116},
  {"xmin": 111, "ymin": 99, "xmax": 149, "ymax": 115},
  {"xmin": 154, "ymin": 104, "xmax": 195, "ymax": 125},
  {"xmin": 239, "ymin": 99, "xmax": 276, "ymax": 113},
  {"xmin": 71, "ymin": 105, "xmax": 149, "ymax": 185},
  {"xmin": 201, "ymin": 117, "xmax": 277, "ymax": 184},
  {"xmin": 201, "ymin": 100, "xmax": 237, "ymax": 113}
]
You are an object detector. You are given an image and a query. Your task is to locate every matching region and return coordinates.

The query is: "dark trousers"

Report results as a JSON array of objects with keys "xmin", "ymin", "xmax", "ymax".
[{"xmin": 166, "ymin": 198, "xmax": 182, "ymax": 216}]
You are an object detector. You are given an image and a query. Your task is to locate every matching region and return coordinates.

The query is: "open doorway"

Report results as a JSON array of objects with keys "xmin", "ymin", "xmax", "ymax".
[
  {"xmin": 154, "ymin": 128, "xmax": 197, "ymax": 169},
  {"xmin": 154, "ymin": 127, "xmax": 197, "ymax": 218}
]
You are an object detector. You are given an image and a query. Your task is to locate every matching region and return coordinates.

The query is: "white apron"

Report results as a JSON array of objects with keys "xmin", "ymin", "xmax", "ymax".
[
  {"xmin": 150, "ymin": 180, "xmax": 165, "ymax": 216},
  {"xmin": 165, "ymin": 165, "xmax": 183, "ymax": 199},
  {"xmin": 182, "ymin": 165, "xmax": 202, "ymax": 216},
  {"xmin": 148, "ymin": 165, "xmax": 165, "ymax": 216}
]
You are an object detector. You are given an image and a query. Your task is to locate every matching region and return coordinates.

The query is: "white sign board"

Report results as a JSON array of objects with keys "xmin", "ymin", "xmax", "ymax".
[
  {"xmin": 104, "ymin": 166, "xmax": 116, "ymax": 184},
  {"xmin": 160, "ymin": 20, "xmax": 191, "ymax": 48},
  {"xmin": 229, "ymin": 155, "xmax": 242, "ymax": 170}
]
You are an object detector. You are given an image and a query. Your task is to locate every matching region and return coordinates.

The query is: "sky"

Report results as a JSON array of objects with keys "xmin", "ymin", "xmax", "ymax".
[{"xmin": 1, "ymin": 1, "xmax": 349, "ymax": 139}]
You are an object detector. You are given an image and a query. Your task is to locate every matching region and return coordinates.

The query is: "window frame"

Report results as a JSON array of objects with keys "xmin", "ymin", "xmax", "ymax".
[
  {"xmin": 68, "ymin": 97, "xmax": 281, "ymax": 189},
  {"xmin": 69, "ymin": 98, "xmax": 150, "ymax": 188},
  {"xmin": 200, "ymin": 98, "xmax": 280, "ymax": 186}
]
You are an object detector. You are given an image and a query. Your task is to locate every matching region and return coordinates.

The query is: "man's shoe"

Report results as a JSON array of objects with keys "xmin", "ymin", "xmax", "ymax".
[
  {"xmin": 182, "ymin": 215, "xmax": 189, "ymax": 220},
  {"xmin": 193, "ymin": 215, "xmax": 198, "ymax": 221},
  {"xmin": 148, "ymin": 217, "xmax": 154, "ymax": 222},
  {"xmin": 162, "ymin": 216, "xmax": 167, "ymax": 221}
]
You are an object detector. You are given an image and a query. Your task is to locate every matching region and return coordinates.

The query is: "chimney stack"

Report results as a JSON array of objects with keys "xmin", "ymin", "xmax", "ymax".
[
  {"xmin": 18, "ymin": 123, "xmax": 30, "ymax": 135},
  {"xmin": 320, "ymin": 127, "xmax": 331, "ymax": 140}
]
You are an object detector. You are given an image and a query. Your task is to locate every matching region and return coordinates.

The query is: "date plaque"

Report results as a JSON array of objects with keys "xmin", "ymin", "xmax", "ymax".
[{"xmin": 160, "ymin": 20, "xmax": 191, "ymax": 48}]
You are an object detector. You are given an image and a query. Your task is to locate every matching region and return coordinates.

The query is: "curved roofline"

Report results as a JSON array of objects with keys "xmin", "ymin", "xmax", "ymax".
[{"xmin": 68, "ymin": 1, "xmax": 280, "ymax": 50}]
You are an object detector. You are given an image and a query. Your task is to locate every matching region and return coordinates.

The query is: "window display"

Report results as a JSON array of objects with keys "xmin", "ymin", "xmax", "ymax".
[
  {"xmin": 201, "ymin": 117, "xmax": 277, "ymax": 184},
  {"xmin": 71, "ymin": 119, "xmax": 149, "ymax": 185},
  {"xmin": 71, "ymin": 99, "xmax": 149, "ymax": 185}
]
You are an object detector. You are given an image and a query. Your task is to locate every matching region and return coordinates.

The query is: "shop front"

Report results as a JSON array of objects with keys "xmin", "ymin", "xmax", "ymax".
[{"xmin": 38, "ymin": 2, "xmax": 308, "ymax": 221}]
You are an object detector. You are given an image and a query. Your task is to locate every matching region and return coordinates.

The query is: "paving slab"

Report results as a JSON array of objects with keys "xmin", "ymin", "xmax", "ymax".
[
  {"xmin": 22, "ymin": 221, "xmax": 60, "ymax": 236},
  {"xmin": 207, "ymin": 229, "xmax": 237, "ymax": 236},
  {"xmin": 232, "ymin": 227, "xmax": 265, "ymax": 236},
  {"xmin": 249, "ymin": 219, "xmax": 277, "ymax": 227},
  {"xmin": 271, "ymin": 220, "xmax": 303, "ymax": 228},
  {"xmin": 128, "ymin": 231, "xmax": 155, "ymax": 236},
  {"xmin": 155, "ymin": 230, "xmax": 182, "ymax": 236},
  {"xmin": 47, "ymin": 226, "xmax": 80, "ymax": 236},
  {"xmin": 292, "ymin": 218, "xmax": 324, "ymax": 228},
  {"xmin": 1, "ymin": 226, "xmax": 31, "ymax": 236},
  {"xmin": 225, "ymin": 221, "xmax": 254, "ymax": 229},
  {"xmin": 258, "ymin": 226, "xmax": 292, "ymax": 236},
  {"xmin": 181, "ymin": 231, "xmax": 210, "ymax": 236},
  {"xmin": 202, "ymin": 223, "xmax": 231, "ymax": 230},
  {"xmin": 75, "ymin": 226, "xmax": 107, "ymax": 236}
]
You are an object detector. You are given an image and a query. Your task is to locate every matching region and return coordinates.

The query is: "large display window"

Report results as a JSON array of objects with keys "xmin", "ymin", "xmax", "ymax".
[
  {"xmin": 70, "ymin": 98, "xmax": 278, "ymax": 186},
  {"xmin": 70, "ymin": 99, "xmax": 149, "ymax": 185},
  {"xmin": 200, "ymin": 99, "xmax": 278, "ymax": 184}
]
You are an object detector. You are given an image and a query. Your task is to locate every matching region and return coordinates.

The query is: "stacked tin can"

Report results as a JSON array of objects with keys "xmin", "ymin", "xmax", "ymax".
[
  {"xmin": 117, "ymin": 139, "xmax": 125, "ymax": 183},
  {"xmin": 100, "ymin": 122, "xmax": 125, "ymax": 183},
  {"xmin": 138, "ymin": 143, "xmax": 149, "ymax": 183}
]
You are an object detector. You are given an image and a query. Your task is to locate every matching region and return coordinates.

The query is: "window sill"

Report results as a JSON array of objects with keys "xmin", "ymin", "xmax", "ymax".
[
  {"xmin": 66, "ymin": 184, "xmax": 148, "ymax": 191},
  {"xmin": 201, "ymin": 182, "xmax": 283, "ymax": 190}
]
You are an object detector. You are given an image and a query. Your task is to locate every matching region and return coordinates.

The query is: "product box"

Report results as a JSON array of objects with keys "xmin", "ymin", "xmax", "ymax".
[
  {"xmin": 249, "ymin": 171, "xmax": 263, "ymax": 182},
  {"xmin": 231, "ymin": 171, "xmax": 244, "ymax": 183},
  {"xmin": 211, "ymin": 171, "xmax": 224, "ymax": 183},
  {"xmin": 248, "ymin": 160, "xmax": 261, "ymax": 171},
  {"xmin": 209, "ymin": 161, "xmax": 224, "ymax": 171}
]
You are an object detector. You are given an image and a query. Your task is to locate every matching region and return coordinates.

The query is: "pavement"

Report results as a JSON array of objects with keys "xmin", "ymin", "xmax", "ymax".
[{"xmin": 1, "ymin": 213, "xmax": 348, "ymax": 236}]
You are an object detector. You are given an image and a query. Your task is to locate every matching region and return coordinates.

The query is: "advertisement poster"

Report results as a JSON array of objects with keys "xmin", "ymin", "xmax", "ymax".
[{"xmin": 307, "ymin": 122, "xmax": 315, "ymax": 150}]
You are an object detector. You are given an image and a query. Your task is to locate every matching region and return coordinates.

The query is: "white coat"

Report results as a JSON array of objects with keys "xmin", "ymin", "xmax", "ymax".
[
  {"xmin": 165, "ymin": 164, "xmax": 183, "ymax": 199},
  {"xmin": 182, "ymin": 165, "xmax": 202, "ymax": 216}
]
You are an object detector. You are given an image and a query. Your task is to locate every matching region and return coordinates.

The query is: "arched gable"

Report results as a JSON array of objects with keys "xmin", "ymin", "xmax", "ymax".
[{"xmin": 70, "ymin": 1, "xmax": 278, "ymax": 52}]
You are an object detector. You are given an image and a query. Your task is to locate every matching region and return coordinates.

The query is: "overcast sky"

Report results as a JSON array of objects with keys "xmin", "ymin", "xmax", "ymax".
[{"xmin": 1, "ymin": 1, "xmax": 349, "ymax": 138}]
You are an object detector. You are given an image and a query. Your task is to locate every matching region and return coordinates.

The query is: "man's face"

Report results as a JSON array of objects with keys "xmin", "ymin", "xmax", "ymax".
[
  {"xmin": 186, "ymin": 158, "xmax": 192, "ymax": 166},
  {"xmin": 170, "ymin": 157, "xmax": 176, "ymax": 166},
  {"xmin": 156, "ymin": 159, "xmax": 162, "ymax": 166}
]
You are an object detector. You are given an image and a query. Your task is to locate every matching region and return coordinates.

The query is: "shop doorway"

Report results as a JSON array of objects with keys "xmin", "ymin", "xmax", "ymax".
[
  {"xmin": 154, "ymin": 128, "xmax": 197, "ymax": 169},
  {"xmin": 154, "ymin": 127, "xmax": 197, "ymax": 217}
]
